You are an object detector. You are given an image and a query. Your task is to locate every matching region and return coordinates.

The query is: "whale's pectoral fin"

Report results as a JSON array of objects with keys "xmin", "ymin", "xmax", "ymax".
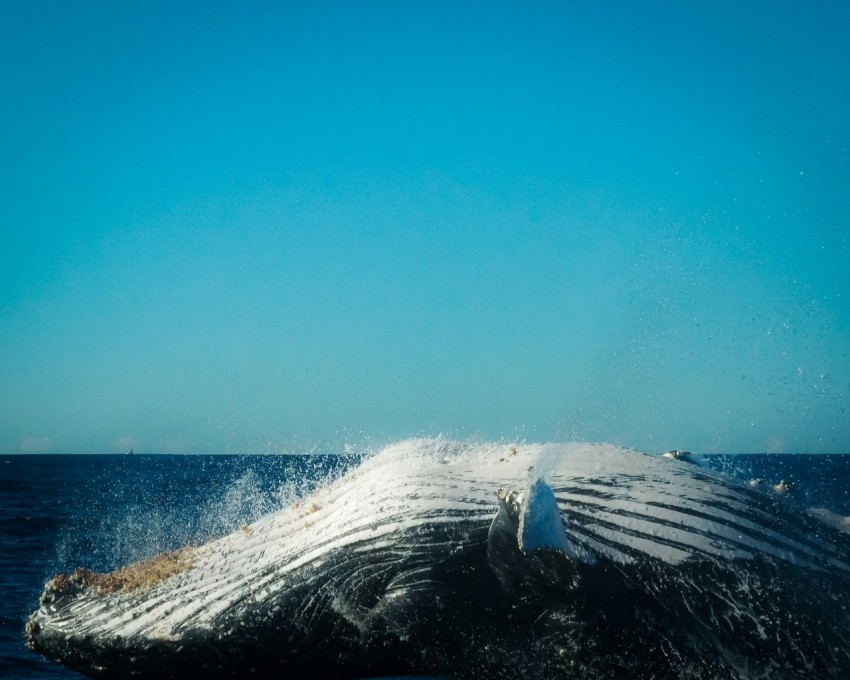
[
  {"xmin": 487, "ymin": 478, "xmax": 579, "ymax": 593},
  {"xmin": 518, "ymin": 478, "xmax": 577, "ymax": 558}
]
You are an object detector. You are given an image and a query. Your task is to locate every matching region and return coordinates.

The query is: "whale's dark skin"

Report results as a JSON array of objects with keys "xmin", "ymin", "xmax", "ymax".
[{"xmin": 25, "ymin": 440, "xmax": 850, "ymax": 679}]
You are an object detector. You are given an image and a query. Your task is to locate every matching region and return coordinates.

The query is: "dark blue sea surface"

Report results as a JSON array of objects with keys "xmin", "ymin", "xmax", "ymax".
[{"xmin": 1, "ymin": 452, "xmax": 848, "ymax": 679}]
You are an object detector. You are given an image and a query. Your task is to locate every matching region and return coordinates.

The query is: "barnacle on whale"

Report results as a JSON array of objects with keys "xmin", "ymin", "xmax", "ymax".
[{"xmin": 43, "ymin": 548, "xmax": 195, "ymax": 599}]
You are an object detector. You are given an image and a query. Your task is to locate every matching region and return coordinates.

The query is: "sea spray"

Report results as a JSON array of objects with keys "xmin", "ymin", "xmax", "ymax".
[{"xmin": 55, "ymin": 454, "xmax": 358, "ymax": 574}]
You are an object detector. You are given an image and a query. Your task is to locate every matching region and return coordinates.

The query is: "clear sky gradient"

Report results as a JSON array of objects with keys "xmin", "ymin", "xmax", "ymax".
[{"xmin": 2, "ymin": 1, "xmax": 848, "ymax": 454}]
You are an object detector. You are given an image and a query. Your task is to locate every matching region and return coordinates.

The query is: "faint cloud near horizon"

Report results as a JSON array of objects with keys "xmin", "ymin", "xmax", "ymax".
[{"xmin": 20, "ymin": 436, "xmax": 54, "ymax": 453}]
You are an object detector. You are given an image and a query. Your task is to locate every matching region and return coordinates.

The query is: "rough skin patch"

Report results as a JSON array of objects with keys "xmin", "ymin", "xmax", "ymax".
[{"xmin": 49, "ymin": 548, "xmax": 195, "ymax": 596}]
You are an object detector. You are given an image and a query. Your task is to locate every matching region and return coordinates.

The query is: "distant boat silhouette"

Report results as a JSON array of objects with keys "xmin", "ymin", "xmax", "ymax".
[{"xmin": 126, "ymin": 448, "xmax": 134, "ymax": 455}]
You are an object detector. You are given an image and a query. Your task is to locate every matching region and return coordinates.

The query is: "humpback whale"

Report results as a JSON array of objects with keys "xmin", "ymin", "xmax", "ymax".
[{"xmin": 25, "ymin": 439, "xmax": 850, "ymax": 679}]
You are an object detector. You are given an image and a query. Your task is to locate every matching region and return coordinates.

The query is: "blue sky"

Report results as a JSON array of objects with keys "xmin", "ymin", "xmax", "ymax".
[{"xmin": 1, "ymin": 1, "xmax": 848, "ymax": 454}]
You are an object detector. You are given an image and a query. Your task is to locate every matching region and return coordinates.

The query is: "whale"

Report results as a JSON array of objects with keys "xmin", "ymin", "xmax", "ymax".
[{"xmin": 25, "ymin": 439, "xmax": 850, "ymax": 679}]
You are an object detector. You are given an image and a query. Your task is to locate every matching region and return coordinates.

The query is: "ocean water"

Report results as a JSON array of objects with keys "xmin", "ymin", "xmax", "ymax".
[{"xmin": 2, "ymin": 451, "xmax": 849, "ymax": 679}]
